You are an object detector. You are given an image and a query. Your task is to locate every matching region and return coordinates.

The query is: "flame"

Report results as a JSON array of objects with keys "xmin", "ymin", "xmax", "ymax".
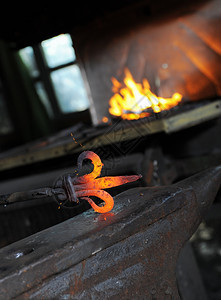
[{"xmin": 109, "ymin": 68, "xmax": 182, "ymax": 120}]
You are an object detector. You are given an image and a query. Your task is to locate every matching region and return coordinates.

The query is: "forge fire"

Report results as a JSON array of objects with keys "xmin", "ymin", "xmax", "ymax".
[{"xmin": 109, "ymin": 68, "xmax": 182, "ymax": 120}]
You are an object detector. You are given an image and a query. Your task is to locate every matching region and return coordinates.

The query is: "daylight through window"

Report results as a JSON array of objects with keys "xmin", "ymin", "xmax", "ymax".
[{"xmin": 19, "ymin": 34, "xmax": 90, "ymax": 117}]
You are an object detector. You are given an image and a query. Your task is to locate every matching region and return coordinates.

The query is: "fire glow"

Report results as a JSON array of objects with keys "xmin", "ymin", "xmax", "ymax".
[{"xmin": 109, "ymin": 68, "xmax": 182, "ymax": 120}]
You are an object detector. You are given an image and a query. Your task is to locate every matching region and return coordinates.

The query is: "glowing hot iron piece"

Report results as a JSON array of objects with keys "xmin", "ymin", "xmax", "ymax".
[{"xmin": 65, "ymin": 151, "xmax": 142, "ymax": 213}]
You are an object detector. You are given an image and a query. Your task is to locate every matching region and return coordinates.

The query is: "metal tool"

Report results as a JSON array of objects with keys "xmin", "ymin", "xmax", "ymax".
[{"xmin": 0, "ymin": 151, "xmax": 141, "ymax": 213}]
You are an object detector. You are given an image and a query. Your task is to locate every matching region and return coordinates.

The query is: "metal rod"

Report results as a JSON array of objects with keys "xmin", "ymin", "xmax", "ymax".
[{"xmin": 0, "ymin": 187, "xmax": 66, "ymax": 206}]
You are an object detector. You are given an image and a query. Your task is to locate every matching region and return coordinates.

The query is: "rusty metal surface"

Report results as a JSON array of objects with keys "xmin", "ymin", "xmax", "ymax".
[{"xmin": 0, "ymin": 166, "xmax": 220, "ymax": 299}]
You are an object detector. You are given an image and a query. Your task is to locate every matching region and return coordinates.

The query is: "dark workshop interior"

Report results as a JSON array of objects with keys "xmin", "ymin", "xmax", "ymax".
[{"xmin": 0, "ymin": 0, "xmax": 221, "ymax": 299}]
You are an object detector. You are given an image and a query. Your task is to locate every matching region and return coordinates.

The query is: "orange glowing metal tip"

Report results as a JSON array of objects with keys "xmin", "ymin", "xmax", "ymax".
[{"xmin": 64, "ymin": 151, "xmax": 142, "ymax": 213}]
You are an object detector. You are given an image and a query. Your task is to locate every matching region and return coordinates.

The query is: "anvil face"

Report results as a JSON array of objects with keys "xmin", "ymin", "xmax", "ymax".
[{"xmin": 0, "ymin": 166, "xmax": 220, "ymax": 299}]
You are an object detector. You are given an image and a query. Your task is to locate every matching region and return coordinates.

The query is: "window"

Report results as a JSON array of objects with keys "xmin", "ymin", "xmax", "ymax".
[{"xmin": 19, "ymin": 34, "xmax": 90, "ymax": 118}]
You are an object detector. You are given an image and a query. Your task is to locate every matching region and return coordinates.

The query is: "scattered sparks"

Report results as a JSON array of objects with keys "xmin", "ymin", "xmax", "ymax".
[{"xmin": 70, "ymin": 133, "xmax": 84, "ymax": 148}]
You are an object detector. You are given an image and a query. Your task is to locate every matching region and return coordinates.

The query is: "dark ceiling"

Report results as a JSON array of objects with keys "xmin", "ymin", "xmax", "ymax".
[
  {"xmin": 0, "ymin": 1, "xmax": 141, "ymax": 49},
  {"xmin": 0, "ymin": 0, "xmax": 209, "ymax": 49}
]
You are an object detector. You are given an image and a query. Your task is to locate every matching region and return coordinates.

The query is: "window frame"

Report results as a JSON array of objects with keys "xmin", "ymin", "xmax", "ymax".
[
  {"xmin": 0, "ymin": 34, "xmax": 92, "ymax": 149},
  {"xmin": 24, "ymin": 34, "xmax": 91, "ymax": 126}
]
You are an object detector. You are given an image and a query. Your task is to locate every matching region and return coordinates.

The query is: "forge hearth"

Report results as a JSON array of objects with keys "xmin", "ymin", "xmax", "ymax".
[
  {"xmin": 71, "ymin": 0, "xmax": 221, "ymax": 125},
  {"xmin": 108, "ymin": 67, "xmax": 183, "ymax": 120}
]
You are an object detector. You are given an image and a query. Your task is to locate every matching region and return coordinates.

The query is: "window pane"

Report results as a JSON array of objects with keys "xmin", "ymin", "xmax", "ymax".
[
  {"xmin": 42, "ymin": 34, "xmax": 76, "ymax": 68},
  {"xmin": 35, "ymin": 82, "xmax": 54, "ymax": 118},
  {"xmin": 51, "ymin": 65, "xmax": 90, "ymax": 113},
  {"xmin": 19, "ymin": 47, "xmax": 39, "ymax": 77},
  {"xmin": 0, "ymin": 93, "xmax": 13, "ymax": 134}
]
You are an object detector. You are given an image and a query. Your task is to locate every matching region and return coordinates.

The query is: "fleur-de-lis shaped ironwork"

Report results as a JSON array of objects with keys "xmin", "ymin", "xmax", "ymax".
[{"xmin": 63, "ymin": 151, "xmax": 142, "ymax": 213}]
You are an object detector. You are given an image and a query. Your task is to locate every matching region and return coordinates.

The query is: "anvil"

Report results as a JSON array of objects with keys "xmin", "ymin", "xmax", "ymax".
[{"xmin": 0, "ymin": 166, "xmax": 220, "ymax": 299}]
